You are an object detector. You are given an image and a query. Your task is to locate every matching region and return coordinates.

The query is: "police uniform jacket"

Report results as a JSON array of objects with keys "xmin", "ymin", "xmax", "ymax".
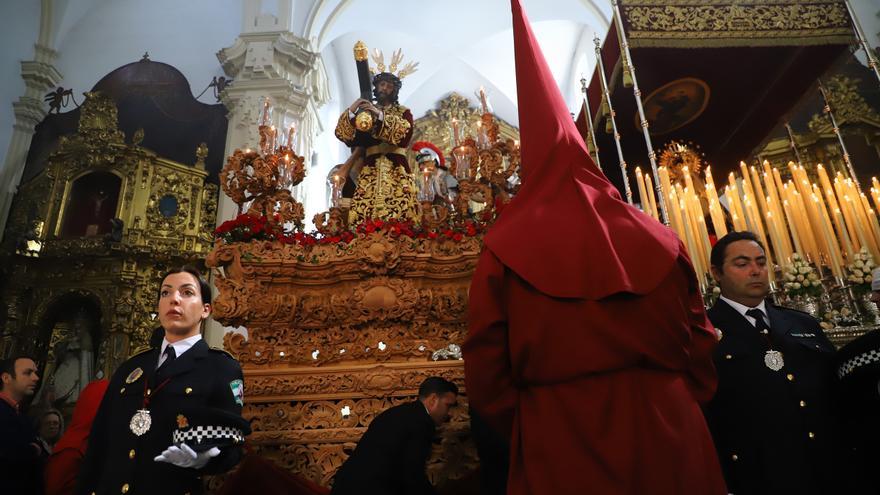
[
  {"xmin": 704, "ymin": 299, "xmax": 849, "ymax": 495},
  {"xmin": 76, "ymin": 339, "xmax": 244, "ymax": 495},
  {"xmin": 330, "ymin": 400, "xmax": 436, "ymax": 495}
]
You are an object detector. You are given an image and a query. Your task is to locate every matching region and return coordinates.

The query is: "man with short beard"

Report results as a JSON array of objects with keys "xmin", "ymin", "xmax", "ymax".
[
  {"xmin": 0, "ymin": 355, "xmax": 43, "ymax": 494},
  {"xmin": 335, "ymin": 59, "xmax": 419, "ymax": 225}
]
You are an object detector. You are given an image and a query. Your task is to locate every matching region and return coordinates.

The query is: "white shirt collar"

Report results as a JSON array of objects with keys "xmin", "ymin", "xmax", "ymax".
[
  {"xmin": 158, "ymin": 333, "xmax": 202, "ymax": 366},
  {"xmin": 719, "ymin": 295, "xmax": 768, "ymax": 327}
]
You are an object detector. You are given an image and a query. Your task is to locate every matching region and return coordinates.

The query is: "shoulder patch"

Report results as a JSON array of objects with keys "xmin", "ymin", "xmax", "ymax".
[
  {"xmin": 774, "ymin": 305, "xmax": 818, "ymax": 319},
  {"xmin": 210, "ymin": 346, "xmax": 236, "ymax": 359},
  {"xmin": 129, "ymin": 346, "xmax": 155, "ymax": 358}
]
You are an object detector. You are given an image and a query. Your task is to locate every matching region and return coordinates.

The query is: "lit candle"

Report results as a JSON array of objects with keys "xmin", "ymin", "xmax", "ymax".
[
  {"xmin": 867, "ymin": 208, "xmax": 880, "ymax": 263},
  {"xmin": 727, "ymin": 175, "xmax": 747, "ymax": 232},
  {"xmin": 766, "ymin": 196, "xmax": 790, "ymax": 263},
  {"xmin": 749, "ymin": 166, "xmax": 770, "ymax": 227},
  {"xmin": 270, "ymin": 125, "xmax": 277, "ymax": 151},
  {"xmin": 836, "ymin": 179, "xmax": 863, "ymax": 252},
  {"xmin": 479, "ymin": 86, "xmax": 489, "ymax": 114},
  {"xmin": 636, "ymin": 168, "xmax": 649, "ymax": 215},
  {"xmin": 644, "ymin": 173, "xmax": 659, "ymax": 221},
  {"xmin": 765, "ymin": 210, "xmax": 785, "ymax": 266},
  {"xmin": 859, "ymin": 193, "xmax": 880, "ymax": 260},
  {"xmin": 261, "ymin": 98, "xmax": 270, "ymax": 126},
  {"xmin": 834, "ymin": 207, "xmax": 856, "ymax": 261},
  {"xmin": 704, "ymin": 167, "xmax": 727, "ymax": 238},
  {"xmin": 287, "ymin": 124, "xmax": 295, "ymax": 148},
  {"xmin": 814, "ymin": 194, "xmax": 845, "ymax": 280},
  {"xmin": 781, "ymin": 198, "xmax": 804, "ymax": 257},
  {"xmin": 668, "ymin": 187, "xmax": 684, "ymax": 241}
]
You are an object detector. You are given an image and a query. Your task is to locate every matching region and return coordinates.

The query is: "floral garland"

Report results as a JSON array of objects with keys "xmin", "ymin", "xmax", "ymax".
[
  {"xmin": 214, "ymin": 215, "xmax": 485, "ymax": 246},
  {"xmin": 214, "ymin": 213, "xmax": 286, "ymax": 244},
  {"xmin": 845, "ymin": 247, "xmax": 875, "ymax": 293},
  {"xmin": 782, "ymin": 253, "xmax": 823, "ymax": 297}
]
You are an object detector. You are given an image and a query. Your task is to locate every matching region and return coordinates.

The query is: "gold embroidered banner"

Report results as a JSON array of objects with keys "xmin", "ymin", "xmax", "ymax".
[{"xmin": 620, "ymin": 0, "xmax": 854, "ymax": 48}]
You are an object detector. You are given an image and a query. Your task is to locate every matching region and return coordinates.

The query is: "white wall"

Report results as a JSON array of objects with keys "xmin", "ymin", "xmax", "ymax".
[
  {"xmin": 0, "ymin": 0, "xmax": 41, "ymax": 166},
  {"xmin": 54, "ymin": 0, "xmax": 240, "ymax": 103},
  {"xmin": 851, "ymin": 0, "xmax": 880, "ymax": 48}
]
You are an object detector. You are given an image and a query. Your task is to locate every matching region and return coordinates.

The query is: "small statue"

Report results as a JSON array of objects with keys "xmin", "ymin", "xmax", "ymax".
[
  {"xmin": 44, "ymin": 87, "xmax": 74, "ymax": 114},
  {"xmin": 104, "ymin": 218, "xmax": 124, "ymax": 245}
]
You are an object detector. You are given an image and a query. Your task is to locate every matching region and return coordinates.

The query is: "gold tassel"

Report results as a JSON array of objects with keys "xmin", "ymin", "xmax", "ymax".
[
  {"xmin": 623, "ymin": 66, "xmax": 633, "ymax": 88},
  {"xmin": 600, "ymin": 97, "xmax": 610, "ymax": 118},
  {"xmin": 605, "ymin": 117, "xmax": 613, "ymax": 134}
]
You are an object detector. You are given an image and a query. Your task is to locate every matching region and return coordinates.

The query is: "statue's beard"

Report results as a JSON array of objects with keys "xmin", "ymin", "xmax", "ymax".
[{"xmin": 375, "ymin": 90, "xmax": 397, "ymax": 106}]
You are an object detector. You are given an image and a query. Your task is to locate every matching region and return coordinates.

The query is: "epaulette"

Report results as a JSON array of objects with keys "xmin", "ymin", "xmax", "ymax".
[
  {"xmin": 129, "ymin": 346, "xmax": 156, "ymax": 358},
  {"xmin": 210, "ymin": 346, "xmax": 236, "ymax": 359},
  {"xmin": 773, "ymin": 305, "xmax": 816, "ymax": 318}
]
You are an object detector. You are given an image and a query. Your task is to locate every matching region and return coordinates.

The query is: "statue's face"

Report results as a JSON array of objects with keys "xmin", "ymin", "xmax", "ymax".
[{"xmin": 374, "ymin": 79, "xmax": 398, "ymax": 105}]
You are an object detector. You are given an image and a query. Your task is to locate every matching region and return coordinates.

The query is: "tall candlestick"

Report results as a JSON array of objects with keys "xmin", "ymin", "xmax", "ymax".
[{"xmin": 287, "ymin": 124, "xmax": 295, "ymax": 149}]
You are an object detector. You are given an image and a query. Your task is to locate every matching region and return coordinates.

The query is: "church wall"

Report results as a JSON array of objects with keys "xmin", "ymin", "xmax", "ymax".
[
  {"xmin": 850, "ymin": 0, "xmax": 879, "ymax": 48},
  {"xmin": 53, "ymin": 0, "xmax": 239, "ymax": 101},
  {"xmin": 0, "ymin": 0, "xmax": 41, "ymax": 172},
  {"xmin": 303, "ymin": 43, "xmax": 345, "ymax": 230}
]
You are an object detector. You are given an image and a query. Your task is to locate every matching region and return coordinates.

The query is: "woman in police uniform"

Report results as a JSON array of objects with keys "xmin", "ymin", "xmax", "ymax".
[{"xmin": 76, "ymin": 266, "xmax": 246, "ymax": 495}]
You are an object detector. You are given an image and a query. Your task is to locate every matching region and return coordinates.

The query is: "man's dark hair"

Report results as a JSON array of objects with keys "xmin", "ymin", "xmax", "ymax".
[
  {"xmin": 372, "ymin": 72, "xmax": 401, "ymax": 104},
  {"xmin": 158, "ymin": 265, "xmax": 212, "ymax": 304},
  {"xmin": 418, "ymin": 377, "xmax": 458, "ymax": 399},
  {"xmin": 710, "ymin": 231, "xmax": 765, "ymax": 273},
  {"xmin": 0, "ymin": 355, "xmax": 36, "ymax": 389}
]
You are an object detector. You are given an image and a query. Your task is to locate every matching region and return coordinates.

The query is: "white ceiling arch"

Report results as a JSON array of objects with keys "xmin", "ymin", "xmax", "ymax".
[{"xmin": 310, "ymin": 0, "xmax": 612, "ymax": 125}]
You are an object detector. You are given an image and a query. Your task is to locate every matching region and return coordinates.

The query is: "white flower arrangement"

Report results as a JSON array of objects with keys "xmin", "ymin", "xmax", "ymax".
[
  {"xmin": 783, "ymin": 253, "xmax": 823, "ymax": 297},
  {"xmin": 846, "ymin": 247, "xmax": 875, "ymax": 289}
]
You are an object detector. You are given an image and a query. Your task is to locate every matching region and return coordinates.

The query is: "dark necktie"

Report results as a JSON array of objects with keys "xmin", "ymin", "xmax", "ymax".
[
  {"xmin": 745, "ymin": 308, "xmax": 771, "ymax": 336},
  {"xmin": 157, "ymin": 345, "xmax": 176, "ymax": 374}
]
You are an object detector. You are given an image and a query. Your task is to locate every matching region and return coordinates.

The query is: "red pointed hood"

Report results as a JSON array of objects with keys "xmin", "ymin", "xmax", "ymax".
[{"xmin": 483, "ymin": 0, "xmax": 679, "ymax": 299}]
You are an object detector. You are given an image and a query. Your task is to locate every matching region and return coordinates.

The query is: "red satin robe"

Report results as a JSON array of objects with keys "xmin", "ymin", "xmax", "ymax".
[{"xmin": 463, "ymin": 246, "xmax": 727, "ymax": 495}]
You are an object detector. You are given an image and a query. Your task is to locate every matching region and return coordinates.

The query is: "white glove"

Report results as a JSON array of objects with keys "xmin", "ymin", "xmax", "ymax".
[{"xmin": 154, "ymin": 443, "xmax": 220, "ymax": 469}]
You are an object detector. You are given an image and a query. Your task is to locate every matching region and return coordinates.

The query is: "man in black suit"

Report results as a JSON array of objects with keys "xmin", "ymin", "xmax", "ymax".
[
  {"xmin": 0, "ymin": 355, "xmax": 43, "ymax": 495},
  {"xmin": 330, "ymin": 377, "xmax": 458, "ymax": 495},
  {"xmin": 704, "ymin": 231, "xmax": 851, "ymax": 494},
  {"xmin": 77, "ymin": 266, "xmax": 247, "ymax": 495}
]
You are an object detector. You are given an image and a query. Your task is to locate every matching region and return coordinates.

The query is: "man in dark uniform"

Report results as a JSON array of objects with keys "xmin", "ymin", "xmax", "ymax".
[
  {"xmin": 330, "ymin": 377, "xmax": 458, "ymax": 495},
  {"xmin": 704, "ymin": 231, "xmax": 851, "ymax": 494},
  {"xmin": 77, "ymin": 266, "xmax": 246, "ymax": 495}
]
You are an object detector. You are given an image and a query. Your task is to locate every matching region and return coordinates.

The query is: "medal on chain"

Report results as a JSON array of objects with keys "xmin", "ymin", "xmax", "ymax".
[{"xmin": 764, "ymin": 349, "xmax": 784, "ymax": 371}]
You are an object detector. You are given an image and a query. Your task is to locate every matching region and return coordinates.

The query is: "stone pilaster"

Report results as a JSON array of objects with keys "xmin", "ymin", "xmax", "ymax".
[
  {"xmin": 206, "ymin": 0, "xmax": 329, "ymax": 347},
  {"xmin": 0, "ymin": 45, "xmax": 61, "ymax": 241}
]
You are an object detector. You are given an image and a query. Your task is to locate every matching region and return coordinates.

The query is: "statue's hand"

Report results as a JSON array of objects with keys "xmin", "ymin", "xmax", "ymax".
[{"xmin": 348, "ymin": 98, "xmax": 371, "ymax": 113}]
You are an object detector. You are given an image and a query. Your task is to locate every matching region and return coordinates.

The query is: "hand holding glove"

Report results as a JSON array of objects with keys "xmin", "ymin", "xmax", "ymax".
[{"xmin": 154, "ymin": 443, "xmax": 220, "ymax": 469}]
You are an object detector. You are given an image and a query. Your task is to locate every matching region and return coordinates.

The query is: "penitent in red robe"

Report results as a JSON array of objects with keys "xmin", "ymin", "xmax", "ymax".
[
  {"xmin": 462, "ymin": 1, "xmax": 727, "ymax": 493},
  {"xmin": 465, "ymin": 246, "xmax": 725, "ymax": 494}
]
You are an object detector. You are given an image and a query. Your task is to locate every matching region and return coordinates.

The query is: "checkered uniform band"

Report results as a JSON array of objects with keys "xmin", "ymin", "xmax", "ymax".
[
  {"xmin": 838, "ymin": 349, "xmax": 880, "ymax": 379},
  {"xmin": 173, "ymin": 425, "xmax": 245, "ymax": 446}
]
